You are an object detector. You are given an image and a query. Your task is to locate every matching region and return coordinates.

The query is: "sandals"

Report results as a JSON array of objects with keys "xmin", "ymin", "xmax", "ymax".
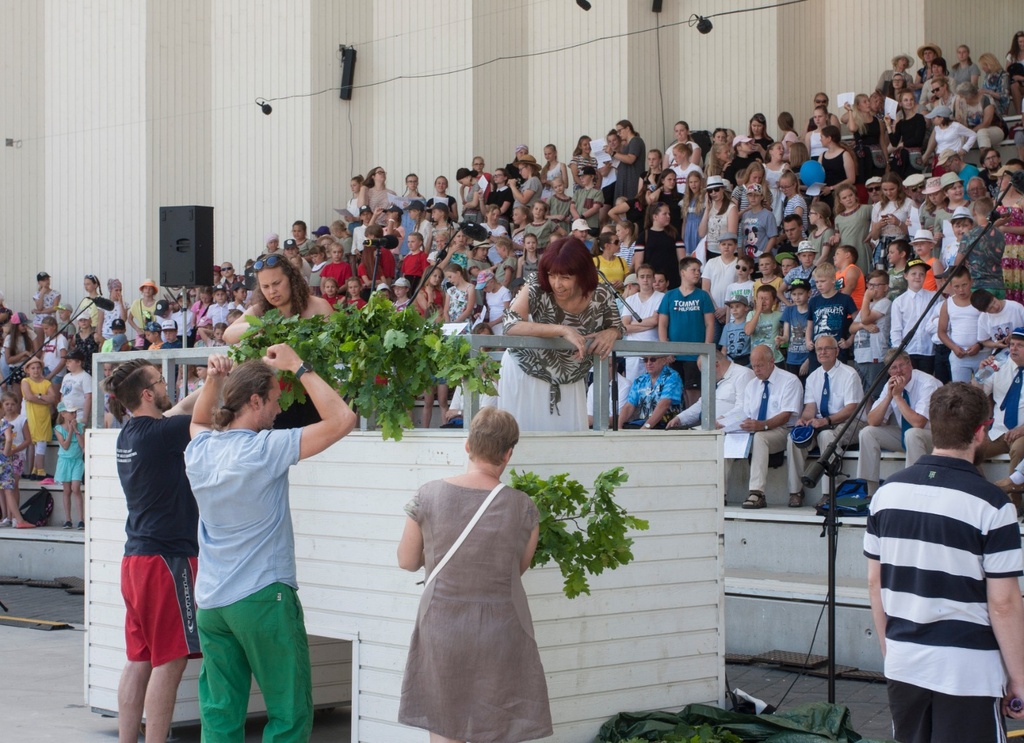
[
  {"xmin": 742, "ymin": 491, "xmax": 767, "ymax": 510},
  {"xmin": 788, "ymin": 491, "xmax": 805, "ymax": 508}
]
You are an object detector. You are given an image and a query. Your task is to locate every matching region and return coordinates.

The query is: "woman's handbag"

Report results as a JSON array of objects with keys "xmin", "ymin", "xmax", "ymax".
[{"xmin": 423, "ymin": 482, "xmax": 505, "ymax": 588}]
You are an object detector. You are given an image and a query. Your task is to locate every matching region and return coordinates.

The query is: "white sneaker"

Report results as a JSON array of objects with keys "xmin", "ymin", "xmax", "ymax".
[{"xmin": 0, "ymin": 518, "xmax": 11, "ymax": 527}]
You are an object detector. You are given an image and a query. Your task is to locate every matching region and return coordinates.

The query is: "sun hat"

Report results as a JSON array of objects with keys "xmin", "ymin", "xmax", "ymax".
[
  {"xmin": 924, "ymin": 105, "xmax": 953, "ymax": 120},
  {"xmin": 917, "ymin": 42, "xmax": 942, "ymax": 60},
  {"xmin": 796, "ymin": 240, "xmax": 818, "ymax": 254},
  {"xmin": 571, "ymin": 219, "xmax": 590, "ymax": 232},
  {"xmin": 910, "ymin": 229, "xmax": 936, "ymax": 244},
  {"xmin": 139, "ymin": 278, "xmax": 158, "ymax": 292},
  {"xmin": 950, "ymin": 205, "xmax": 975, "ymax": 223},
  {"xmin": 939, "ymin": 171, "xmax": 961, "ymax": 188},
  {"xmin": 921, "ymin": 176, "xmax": 944, "ymax": 195}
]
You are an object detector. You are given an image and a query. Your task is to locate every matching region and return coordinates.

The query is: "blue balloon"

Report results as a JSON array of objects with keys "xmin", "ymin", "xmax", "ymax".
[{"xmin": 799, "ymin": 160, "xmax": 826, "ymax": 186}]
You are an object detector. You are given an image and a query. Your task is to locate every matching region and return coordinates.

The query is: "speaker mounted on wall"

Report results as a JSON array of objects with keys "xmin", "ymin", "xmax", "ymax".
[
  {"xmin": 159, "ymin": 205, "xmax": 215, "ymax": 287},
  {"xmin": 340, "ymin": 45, "xmax": 357, "ymax": 100}
]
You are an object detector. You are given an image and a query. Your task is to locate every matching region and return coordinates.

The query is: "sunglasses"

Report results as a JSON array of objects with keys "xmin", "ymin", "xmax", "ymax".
[
  {"xmin": 707, "ymin": 187, "xmax": 723, "ymax": 193},
  {"xmin": 252, "ymin": 255, "xmax": 283, "ymax": 271},
  {"xmin": 641, "ymin": 357, "xmax": 663, "ymax": 363},
  {"xmin": 866, "ymin": 187, "xmax": 881, "ymax": 192},
  {"xmin": 85, "ymin": 274, "xmax": 99, "ymax": 282}
]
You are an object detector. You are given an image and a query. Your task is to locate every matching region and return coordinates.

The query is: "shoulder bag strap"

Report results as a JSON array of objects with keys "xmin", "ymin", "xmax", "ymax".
[{"xmin": 423, "ymin": 482, "xmax": 504, "ymax": 588}]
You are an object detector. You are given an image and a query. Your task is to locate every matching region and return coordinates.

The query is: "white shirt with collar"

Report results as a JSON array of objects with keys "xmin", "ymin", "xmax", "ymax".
[
  {"xmin": 741, "ymin": 366, "xmax": 803, "ymax": 427},
  {"xmin": 984, "ymin": 359, "xmax": 1024, "ymax": 439},
  {"xmin": 890, "ymin": 288, "xmax": 937, "ymax": 356},
  {"xmin": 675, "ymin": 360, "xmax": 755, "ymax": 428},
  {"xmin": 803, "ymin": 361, "xmax": 865, "ymax": 420},
  {"xmin": 888, "ymin": 286, "xmax": 937, "ymax": 356},
  {"xmin": 869, "ymin": 369, "xmax": 941, "ymax": 427}
]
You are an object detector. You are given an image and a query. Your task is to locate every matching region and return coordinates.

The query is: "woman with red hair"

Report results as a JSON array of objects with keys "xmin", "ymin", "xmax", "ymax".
[{"xmin": 500, "ymin": 237, "xmax": 622, "ymax": 431}]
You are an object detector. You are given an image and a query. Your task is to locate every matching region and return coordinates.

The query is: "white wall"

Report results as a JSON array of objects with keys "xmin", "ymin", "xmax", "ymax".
[{"xmin": 87, "ymin": 428, "xmax": 726, "ymax": 741}]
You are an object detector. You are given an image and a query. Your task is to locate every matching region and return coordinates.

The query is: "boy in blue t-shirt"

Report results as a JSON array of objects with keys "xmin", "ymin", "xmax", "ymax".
[
  {"xmin": 658, "ymin": 257, "xmax": 715, "ymax": 406},
  {"xmin": 780, "ymin": 278, "xmax": 812, "ymax": 378},
  {"xmin": 720, "ymin": 296, "xmax": 752, "ymax": 367},
  {"xmin": 806, "ymin": 262, "xmax": 857, "ymax": 371}
]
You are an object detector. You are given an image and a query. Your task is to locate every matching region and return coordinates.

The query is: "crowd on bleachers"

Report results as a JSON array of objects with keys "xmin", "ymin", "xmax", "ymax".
[{"xmin": 4, "ymin": 33, "xmax": 1024, "ymax": 519}]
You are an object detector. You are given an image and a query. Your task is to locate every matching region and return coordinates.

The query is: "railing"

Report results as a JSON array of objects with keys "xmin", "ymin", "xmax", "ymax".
[{"xmin": 93, "ymin": 338, "xmax": 718, "ymax": 432}]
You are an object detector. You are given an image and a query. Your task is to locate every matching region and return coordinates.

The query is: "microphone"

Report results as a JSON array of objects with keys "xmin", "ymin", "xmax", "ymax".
[
  {"xmin": 90, "ymin": 296, "xmax": 116, "ymax": 312},
  {"xmin": 457, "ymin": 221, "xmax": 490, "ymax": 241},
  {"xmin": 363, "ymin": 235, "xmax": 400, "ymax": 250},
  {"xmin": 596, "ymin": 270, "xmax": 642, "ymax": 322}
]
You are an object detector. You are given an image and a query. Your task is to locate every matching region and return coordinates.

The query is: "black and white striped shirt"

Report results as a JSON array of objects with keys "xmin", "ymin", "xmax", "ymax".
[{"xmin": 864, "ymin": 455, "xmax": 1023, "ymax": 697}]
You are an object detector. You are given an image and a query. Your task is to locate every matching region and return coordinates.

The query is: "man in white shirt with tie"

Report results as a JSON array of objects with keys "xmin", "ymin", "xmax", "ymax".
[
  {"xmin": 738, "ymin": 345, "xmax": 803, "ymax": 509},
  {"xmin": 858, "ymin": 348, "xmax": 942, "ymax": 495},
  {"xmin": 889, "ymin": 258, "xmax": 937, "ymax": 375},
  {"xmin": 979, "ymin": 327, "xmax": 1024, "ymax": 510},
  {"xmin": 667, "ymin": 349, "xmax": 755, "ymax": 429},
  {"xmin": 787, "ymin": 335, "xmax": 866, "ymax": 507}
]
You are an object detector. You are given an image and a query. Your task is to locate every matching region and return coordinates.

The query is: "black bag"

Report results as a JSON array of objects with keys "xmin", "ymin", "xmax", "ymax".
[
  {"xmin": 816, "ymin": 478, "xmax": 871, "ymax": 515},
  {"xmin": 21, "ymin": 487, "xmax": 54, "ymax": 527},
  {"xmin": 6, "ymin": 363, "xmax": 25, "ymax": 386}
]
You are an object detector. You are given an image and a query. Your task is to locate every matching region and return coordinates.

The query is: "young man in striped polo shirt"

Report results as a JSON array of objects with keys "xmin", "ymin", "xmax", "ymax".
[{"xmin": 865, "ymin": 382, "xmax": 1024, "ymax": 742}]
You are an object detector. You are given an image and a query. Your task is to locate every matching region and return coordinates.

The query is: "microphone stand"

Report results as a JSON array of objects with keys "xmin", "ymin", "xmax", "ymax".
[
  {"xmin": 2, "ymin": 296, "xmax": 114, "ymax": 388},
  {"xmin": 801, "ymin": 176, "xmax": 1020, "ymax": 703},
  {"xmin": 411, "ymin": 223, "xmax": 489, "ymax": 302},
  {"xmin": 597, "ymin": 271, "xmax": 642, "ymax": 431}
]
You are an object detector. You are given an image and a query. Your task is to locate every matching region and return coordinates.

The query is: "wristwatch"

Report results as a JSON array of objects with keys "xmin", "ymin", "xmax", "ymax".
[
  {"xmin": 295, "ymin": 362, "xmax": 312, "ymax": 380},
  {"xmin": 642, "ymin": 423, "xmax": 651, "ymax": 429}
]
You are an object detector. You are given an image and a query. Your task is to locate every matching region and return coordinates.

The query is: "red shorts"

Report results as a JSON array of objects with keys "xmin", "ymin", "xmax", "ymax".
[{"xmin": 121, "ymin": 555, "xmax": 201, "ymax": 667}]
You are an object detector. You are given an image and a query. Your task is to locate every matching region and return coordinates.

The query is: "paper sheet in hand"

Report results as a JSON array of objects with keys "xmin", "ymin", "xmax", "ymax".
[
  {"xmin": 478, "ymin": 173, "xmax": 490, "ymax": 193},
  {"xmin": 718, "ymin": 409, "xmax": 747, "ymax": 432},
  {"xmin": 590, "ymin": 138, "xmax": 612, "ymax": 165},
  {"xmin": 835, "ymin": 92, "xmax": 855, "ymax": 110},
  {"xmin": 441, "ymin": 322, "xmax": 469, "ymax": 336},
  {"xmin": 334, "ymin": 208, "xmax": 356, "ymax": 220},
  {"xmin": 724, "ymin": 433, "xmax": 752, "ymax": 459},
  {"xmin": 388, "ymin": 194, "xmax": 412, "ymax": 209},
  {"xmin": 884, "ymin": 97, "xmax": 899, "ymax": 119}
]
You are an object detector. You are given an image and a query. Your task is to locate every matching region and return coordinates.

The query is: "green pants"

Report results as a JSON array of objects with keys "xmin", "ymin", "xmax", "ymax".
[{"xmin": 196, "ymin": 583, "xmax": 312, "ymax": 742}]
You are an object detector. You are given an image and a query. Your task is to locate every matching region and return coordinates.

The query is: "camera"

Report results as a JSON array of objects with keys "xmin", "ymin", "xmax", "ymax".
[{"xmin": 364, "ymin": 238, "xmax": 390, "ymax": 248}]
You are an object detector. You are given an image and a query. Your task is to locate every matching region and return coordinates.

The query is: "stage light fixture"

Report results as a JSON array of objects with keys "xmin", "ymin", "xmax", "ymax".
[
  {"xmin": 255, "ymin": 98, "xmax": 272, "ymax": 115},
  {"xmin": 576, "ymin": 0, "xmax": 592, "ymax": 10},
  {"xmin": 696, "ymin": 16, "xmax": 713, "ymax": 34}
]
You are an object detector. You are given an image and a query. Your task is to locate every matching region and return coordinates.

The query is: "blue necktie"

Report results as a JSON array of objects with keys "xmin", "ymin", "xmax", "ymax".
[
  {"xmin": 758, "ymin": 380, "xmax": 770, "ymax": 421},
  {"xmin": 820, "ymin": 373, "xmax": 831, "ymax": 418},
  {"xmin": 1003, "ymin": 368, "xmax": 1024, "ymax": 430},
  {"xmin": 900, "ymin": 390, "xmax": 912, "ymax": 448}
]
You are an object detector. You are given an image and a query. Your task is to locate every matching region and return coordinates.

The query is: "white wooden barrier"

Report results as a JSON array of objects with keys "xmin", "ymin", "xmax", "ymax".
[{"xmin": 86, "ymin": 428, "xmax": 726, "ymax": 742}]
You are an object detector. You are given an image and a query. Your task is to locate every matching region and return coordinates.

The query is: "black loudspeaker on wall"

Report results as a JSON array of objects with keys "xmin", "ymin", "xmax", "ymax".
[
  {"xmin": 159, "ymin": 206, "xmax": 215, "ymax": 287},
  {"xmin": 340, "ymin": 46, "xmax": 357, "ymax": 100}
]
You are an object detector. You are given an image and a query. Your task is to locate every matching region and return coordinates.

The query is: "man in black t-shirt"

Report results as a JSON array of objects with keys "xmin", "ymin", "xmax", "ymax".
[{"xmin": 103, "ymin": 360, "xmax": 201, "ymax": 743}]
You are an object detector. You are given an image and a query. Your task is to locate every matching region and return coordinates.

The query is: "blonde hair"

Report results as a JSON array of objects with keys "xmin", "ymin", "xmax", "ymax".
[{"xmin": 812, "ymin": 261, "xmax": 837, "ymax": 279}]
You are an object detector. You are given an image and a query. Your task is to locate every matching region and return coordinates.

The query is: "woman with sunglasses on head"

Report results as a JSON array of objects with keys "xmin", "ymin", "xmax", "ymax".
[{"xmin": 222, "ymin": 255, "xmax": 333, "ymax": 347}]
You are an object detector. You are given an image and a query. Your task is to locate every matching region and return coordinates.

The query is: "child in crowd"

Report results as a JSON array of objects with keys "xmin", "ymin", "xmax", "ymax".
[
  {"xmin": 229, "ymin": 282, "xmax": 248, "ymax": 311},
  {"xmin": 658, "ymin": 257, "xmax": 715, "ymax": 407},
  {"xmin": 32, "ymin": 271, "xmax": 61, "ymax": 331},
  {"xmin": 56, "ymin": 303, "xmax": 73, "ymax": 334},
  {"xmin": 807, "ymin": 202, "xmax": 836, "ymax": 264},
  {"xmin": 320, "ymin": 276, "xmax": 341, "ymax": 309},
  {"xmin": 482, "ymin": 204, "xmax": 508, "ymax": 248},
  {"xmin": 546, "ymin": 178, "xmax": 573, "ymax": 228},
  {"xmin": 225, "ymin": 309, "xmax": 243, "ymax": 326},
  {"xmin": 570, "ymin": 166, "xmax": 604, "ymax": 232},
  {"xmin": 779, "ymin": 242, "xmax": 818, "ymax": 305},
  {"xmin": 54, "ymin": 401, "xmax": 86, "ymax": 530},
  {"xmin": 973, "ymin": 289, "xmax": 1024, "ymax": 353},
  {"xmin": 306, "ymin": 244, "xmax": 328, "ymax": 296},
  {"xmin": 208, "ymin": 284, "xmax": 231, "ymax": 325},
  {"xmin": 909, "ymin": 230, "xmax": 940, "ymax": 291},
  {"xmin": 886, "ymin": 240, "xmax": 912, "ymax": 300},
  {"xmin": 524, "ymin": 201, "xmax": 561, "ymax": 249},
  {"xmin": 393, "ymin": 277, "xmax": 413, "ymax": 312},
  {"xmin": 492, "ymin": 236, "xmax": 518, "ymax": 289},
  {"xmin": 39, "ymin": 316, "xmax": 67, "ymax": 383},
  {"xmin": 777, "ymin": 252, "xmax": 798, "ymax": 278},
  {"xmin": 700, "ymin": 231, "xmax": 740, "ymax": 337},
  {"xmin": 725, "ymin": 255, "xmax": 755, "ymax": 305},
  {"xmin": 70, "ymin": 316, "xmax": 100, "ymax": 372},
  {"xmin": 850, "ymin": 270, "xmax": 893, "ymax": 396},
  {"xmin": 745, "ymin": 284, "xmax": 783, "ymax": 364},
  {"xmin": 806, "ymin": 262, "xmax": 857, "ymax": 369},
  {"xmin": 720, "ymin": 296, "xmax": 752, "ymax": 367},
  {"xmin": 477, "ymin": 271, "xmax": 511, "ymax": 335},
  {"xmin": 937, "ymin": 266, "xmax": 983, "ymax": 382},
  {"xmin": 345, "ymin": 277, "xmax": 366, "ymax": 309},
  {"xmin": 186, "ymin": 365, "xmax": 206, "ymax": 395},
  {"xmin": 1, "ymin": 391, "xmax": 31, "ymax": 528},
  {"xmin": 779, "ymin": 278, "xmax": 812, "ymax": 377},
  {"xmin": 211, "ymin": 323, "xmax": 227, "ymax": 347},
  {"xmin": 402, "ymin": 232, "xmax": 428, "ymax": 286},
  {"xmin": 20, "ymin": 359, "xmax": 55, "ymax": 481},
  {"xmin": 517, "ymin": 234, "xmax": 542, "ymax": 282},
  {"xmin": 756, "ymin": 253, "xmax": 784, "ymax": 305},
  {"xmin": 322, "ymin": 240, "xmax": 354, "ymax": 290},
  {"xmin": 889, "ymin": 258, "xmax": 936, "ymax": 374},
  {"xmin": 443, "ymin": 264, "xmax": 476, "ymax": 326},
  {"xmin": 738, "ymin": 183, "xmax": 778, "ymax": 258}
]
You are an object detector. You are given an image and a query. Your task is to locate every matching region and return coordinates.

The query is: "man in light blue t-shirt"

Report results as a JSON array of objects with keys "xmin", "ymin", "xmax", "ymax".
[{"xmin": 185, "ymin": 346, "xmax": 357, "ymax": 741}]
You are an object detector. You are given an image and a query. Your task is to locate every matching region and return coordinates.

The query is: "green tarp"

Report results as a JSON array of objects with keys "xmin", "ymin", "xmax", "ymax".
[{"xmin": 598, "ymin": 702, "xmax": 895, "ymax": 742}]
